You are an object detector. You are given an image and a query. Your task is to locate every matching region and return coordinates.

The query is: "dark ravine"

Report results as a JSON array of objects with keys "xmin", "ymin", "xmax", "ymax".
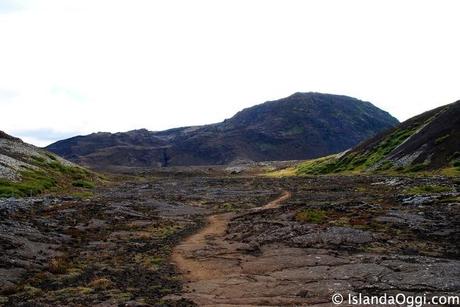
[{"xmin": 46, "ymin": 92, "xmax": 399, "ymax": 168}]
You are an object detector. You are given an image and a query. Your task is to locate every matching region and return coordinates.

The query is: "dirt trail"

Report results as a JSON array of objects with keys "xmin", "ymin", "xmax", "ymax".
[{"xmin": 170, "ymin": 191, "xmax": 304, "ymax": 306}]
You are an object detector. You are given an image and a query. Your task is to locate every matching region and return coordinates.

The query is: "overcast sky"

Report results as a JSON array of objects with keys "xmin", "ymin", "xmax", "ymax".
[{"xmin": 1, "ymin": 0, "xmax": 459, "ymax": 146}]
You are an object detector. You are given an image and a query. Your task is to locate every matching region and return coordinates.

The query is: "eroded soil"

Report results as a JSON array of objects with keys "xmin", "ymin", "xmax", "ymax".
[{"xmin": 1, "ymin": 173, "xmax": 459, "ymax": 306}]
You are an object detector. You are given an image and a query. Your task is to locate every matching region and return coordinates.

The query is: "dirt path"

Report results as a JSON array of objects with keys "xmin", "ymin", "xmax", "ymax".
[{"xmin": 170, "ymin": 191, "xmax": 310, "ymax": 306}]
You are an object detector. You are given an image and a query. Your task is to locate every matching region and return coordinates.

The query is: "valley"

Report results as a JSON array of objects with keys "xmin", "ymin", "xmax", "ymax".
[
  {"xmin": 2, "ymin": 1, "xmax": 459, "ymax": 305},
  {"xmin": 1, "ymin": 168, "xmax": 459, "ymax": 306},
  {"xmin": 1, "ymin": 98, "xmax": 459, "ymax": 306}
]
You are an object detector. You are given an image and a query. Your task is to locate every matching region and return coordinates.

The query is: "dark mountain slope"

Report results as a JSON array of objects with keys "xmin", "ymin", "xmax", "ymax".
[
  {"xmin": 47, "ymin": 93, "xmax": 399, "ymax": 168},
  {"xmin": 297, "ymin": 100, "xmax": 460, "ymax": 175}
]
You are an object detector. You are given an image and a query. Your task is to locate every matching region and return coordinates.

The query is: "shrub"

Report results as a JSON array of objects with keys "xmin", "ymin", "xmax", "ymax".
[
  {"xmin": 48, "ymin": 257, "xmax": 68, "ymax": 274},
  {"xmin": 405, "ymin": 185, "xmax": 451, "ymax": 195},
  {"xmin": 89, "ymin": 278, "xmax": 113, "ymax": 290},
  {"xmin": 295, "ymin": 209, "xmax": 327, "ymax": 224}
]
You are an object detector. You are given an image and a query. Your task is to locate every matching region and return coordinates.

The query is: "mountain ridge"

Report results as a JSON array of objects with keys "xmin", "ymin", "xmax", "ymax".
[
  {"xmin": 46, "ymin": 92, "xmax": 399, "ymax": 168},
  {"xmin": 296, "ymin": 100, "xmax": 460, "ymax": 175}
]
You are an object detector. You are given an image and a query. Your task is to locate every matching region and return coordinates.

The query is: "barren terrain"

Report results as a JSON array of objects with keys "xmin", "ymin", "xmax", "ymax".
[{"xmin": 1, "ymin": 171, "xmax": 459, "ymax": 306}]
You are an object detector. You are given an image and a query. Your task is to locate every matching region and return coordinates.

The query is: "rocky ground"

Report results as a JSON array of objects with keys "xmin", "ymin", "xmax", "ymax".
[{"xmin": 1, "ymin": 172, "xmax": 459, "ymax": 306}]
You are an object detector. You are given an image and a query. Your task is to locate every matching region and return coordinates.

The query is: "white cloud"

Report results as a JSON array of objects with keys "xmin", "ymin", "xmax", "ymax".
[{"xmin": 0, "ymin": 0, "xmax": 459, "ymax": 146}]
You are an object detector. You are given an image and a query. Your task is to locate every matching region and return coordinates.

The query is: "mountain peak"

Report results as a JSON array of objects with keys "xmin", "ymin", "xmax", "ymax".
[{"xmin": 46, "ymin": 93, "xmax": 399, "ymax": 168}]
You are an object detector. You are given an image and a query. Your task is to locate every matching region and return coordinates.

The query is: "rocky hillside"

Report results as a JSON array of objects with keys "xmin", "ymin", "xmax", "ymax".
[
  {"xmin": 0, "ymin": 131, "xmax": 97, "ymax": 197},
  {"xmin": 297, "ymin": 100, "xmax": 460, "ymax": 175},
  {"xmin": 47, "ymin": 93, "xmax": 398, "ymax": 168}
]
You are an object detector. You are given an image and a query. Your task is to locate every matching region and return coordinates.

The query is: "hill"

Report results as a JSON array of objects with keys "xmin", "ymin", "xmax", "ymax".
[
  {"xmin": 0, "ymin": 131, "xmax": 98, "ymax": 197},
  {"xmin": 46, "ymin": 93, "xmax": 398, "ymax": 168},
  {"xmin": 296, "ymin": 100, "xmax": 460, "ymax": 175}
]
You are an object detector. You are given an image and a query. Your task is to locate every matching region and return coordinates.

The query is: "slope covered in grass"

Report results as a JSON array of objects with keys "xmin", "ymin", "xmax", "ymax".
[
  {"xmin": 296, "ymin": 100, "xmax": 460, "ymax": 176},
  {"xmin": 0, "ymin": 131, "xmax": 99, "ymax": 197}
]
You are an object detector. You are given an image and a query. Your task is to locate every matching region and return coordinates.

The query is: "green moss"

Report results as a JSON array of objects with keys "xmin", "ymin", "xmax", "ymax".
[
  {"xmin": 405, "ymin": 185, "xmax": 451, "ymax": 195},
  {"xmin": 31, "ymin": 155, "xmax": 46, "ymax": 164},
  {"xmin": 72, "ymin": 180, "xmax": 95, "ymax": 189},
  {"xmin": 361, "ymin": 128, "xmax": 416, "ymax": 167},
  {"xmin": 21, "ymin": 285, "xmax": 43, "ymax": 297},
  {"xmin": 295, "ymin": 209, "xmax": 327, "ymax": 223},
  {"xmin": 71, "ymin": 191, "xmax": 94, "ymax": 199},
  {"xmin": 45, "ymin": 152, "xmax": 57, "ymax": 160},
  {"xmin": 220, "ymin": 203, "xmax": 237, "ymax": 212},
  {"xmin": 52, "ymin": 286, "xmax": 94, "ymax": 299},
  {"xmin": 0, "ymin": 170, "xmax": 57, "ymax": 197},
  {"xmin": 376, "ymin": 160, "xmax": 394, "ymax": 171},
  {"xmin": 296, "ymin": 155, "xmax": 339, "ymax": 175},
  {"xmin": 47, "ymin": 161, "xmax": 70, "ymax": 173},
  {"xmin": 0, "ymin": 160, "xmax": 97, "ymax": 198}
]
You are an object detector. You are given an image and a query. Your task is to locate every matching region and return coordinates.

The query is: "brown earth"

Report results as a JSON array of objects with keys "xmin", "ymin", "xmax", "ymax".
[{"xmin": 172, "ymin": 191, "xmax": 291, "ymax": 281}]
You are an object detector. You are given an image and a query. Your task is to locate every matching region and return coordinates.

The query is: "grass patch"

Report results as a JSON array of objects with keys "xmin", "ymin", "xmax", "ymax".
[
  {"xmin": 296, "ymin": 155, "xmax": 339, "ymax": 175},
  {"xmin": 296, "ymin": 127, "xmax": 419, "ymax": 175},
  {"xmin": 0, "ymin": 170, "xmax": 57, "ymax": 197},
  {"xmin": 295, "ymin": 209, "xmax": 327, "ymax": 224},
  {"xmin": 405, "ymin": 185, "xmax": 451, "ymax": 195},
  {"xmin": 45, "ymin": 152, "xmax": 57, "ymax": 160},
  {"xmin": 264, "ymin": 167, "xmax": 296, "ymax": 177},
  {"xmin": 71, "ymin": 191, "xmax": 94, "ymax": 199},
  {"xmin": 72, "ymin": 180, "xmax": 95, "ymax": 189},
  {"xmin": 440, "ymin": 167, "xmax": 460, "ymax": 177},
  {"xmin": 0, "ymin": 160, "xmax": 98, "ymax": 198}
]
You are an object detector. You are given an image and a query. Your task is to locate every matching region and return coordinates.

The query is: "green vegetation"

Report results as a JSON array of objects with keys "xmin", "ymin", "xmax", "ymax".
[
  {"xmin": 405, "ymin": 184, "xmax": 451, "ymax": 195},
  {"xmin": 296, "ymin": 155, "xmax": 340, "ymax": 175},
  {"xmin": 0, "ymin": 156, "xmax": 98, "ymax": 198},
  {"xmin": 296, "ymin": 127, "xmax": 424, "ymax": 175},
  {"xmin": 264, "ymin": 167, "xmax": 296, "ymax": 177},
  {"xmin": 0, "ymin": 170, "xmax": 57, "ymax": 197},
  {"xmin": 294, "ymin": 209, "xmax": 327, "ymax": 224},
  {"xmin": 45, "ymin": 152, "xmax": 57, "ymax": 160},
  {"xmin": 72, "ymin": 179, "xmax": 95, "ymax": 189}
]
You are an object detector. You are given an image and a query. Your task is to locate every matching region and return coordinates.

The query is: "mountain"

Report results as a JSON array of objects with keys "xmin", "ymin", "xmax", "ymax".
[
  {"xmin": 47, "ymin": 93, "xmax": 399, "ymax": 168},
  {"xmin": 0, "ymin": 131, "xmax": 97, "ymax": 197},
  {"xmin": 297, "ymin": 100, "xmax": 460, "ymax": 175}
]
